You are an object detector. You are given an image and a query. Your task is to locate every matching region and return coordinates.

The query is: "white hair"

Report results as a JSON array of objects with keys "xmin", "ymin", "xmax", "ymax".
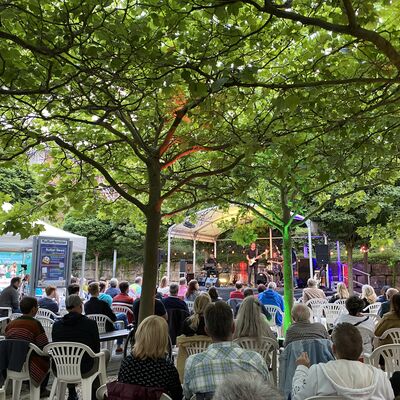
[
  {"xmin": 291, "ymin": 304, "xmax": 310, "ymax": 323},
  {"xmin": 213, "ymin": 373, "xmax": 282, "ymax": 400},
  {"xmin": 307, "ymin": 278, "xmax": 317, "ymax": 287},
  {"xmin": 109, "ymin": 278, "xmax": 118, "ymax": 287},
  {"xmin": 267, "ymin": 282, "xmax": 277, "ymax": 290}
]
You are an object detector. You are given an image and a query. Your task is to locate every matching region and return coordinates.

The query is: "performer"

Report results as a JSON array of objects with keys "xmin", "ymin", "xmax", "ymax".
[
  {"xmin": 246, "ymin": 242, "xmax": 262, "ymax": 287},
  {"xmin": 206, "ymin": 253, "xmax": 218, "ymax": 266},
  {"xmin": 271, "ymin": 246, "xmax": 283, "ymax": 287}
]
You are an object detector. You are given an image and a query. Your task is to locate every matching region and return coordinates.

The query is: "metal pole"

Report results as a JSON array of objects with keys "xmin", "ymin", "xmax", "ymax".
[
  {"xmin": 112, "ymin": 249, "xmax": 117, "ymax": 278},
  {"xmin": 307, "ymin": 221, "xmax": 313, "ymax": 280},
  {"xmin": 324, "ymin": 234, "xmax": 329, "ymax": 288},
  {"xmin": 80, "ymin": 252, "xmax": 86, "ymax": 297},
  {"xmin": 167, "ymin": 232, "xmax": 171, "ymax": 280},
  {"xmin": 193, "ymin": 239, "xmax": 197, "ymax": 275},
  {"xmin": 214, "ymin": 241, "xmax": 217, "ymax": 258},
  {"xmin": 336, "ymin": 241, "xmax": 341, "ymax": 281},
  {"xmin": 269, "ymin": 228, "xmax": 273, "ymax": 255}
]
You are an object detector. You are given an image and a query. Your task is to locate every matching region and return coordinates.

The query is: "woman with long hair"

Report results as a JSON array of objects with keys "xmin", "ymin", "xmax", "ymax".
[
  {"xmin": 208, "ymin": 286, "xmax": 221, "ymax": 302},
  {"xmin": 361, "ymin": 284, "xmax": 377, "ymax": 309},
  {"xmin": 158, "ymin": 276, "xmax": 169, "ymax": 297},
  {"xmin": 375, "ymin": 293, "xmax": 400, "ymax": 346},
  {"xmin": 233, "ymin": 296, "xmax": 275, "ymax": 341},
  {"xmin": 185, "ymin": 279, "xmax": 200, "ymax": 301},
  {"xmin": 117, "ymin": 316, "xmax": 182, "ymax": 400},
  {"xmin": 329, "ymin": 282, "xmax": 350, "ymax": 303},
  {"xmin": 182, "ymin": 293, "xmax": 211, "ymax": 336}
]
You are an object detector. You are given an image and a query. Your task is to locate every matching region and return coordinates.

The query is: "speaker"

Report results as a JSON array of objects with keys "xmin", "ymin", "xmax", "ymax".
[
  {"xmin": 179, "ymin": 259, "xmax": 187, "ymax": 273},
  {"xmin": 315, "ymin": 244, "xmax": 330, "ymax": 265},
  {"xmin": 297, "ymin": 259, "xmax": 310, "ymax": 288}
]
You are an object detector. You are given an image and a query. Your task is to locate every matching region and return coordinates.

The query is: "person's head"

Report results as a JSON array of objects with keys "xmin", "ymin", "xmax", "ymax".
[
  {"xmin": 391, "ymin": 293, "xmax": 400, "ymax": 318},
  {"xmin": 234, "ymin": 296, "xmax": 269, "ymax": 340},
  {"xmin": 169, "ymin": 283, "xmax": 179, "ymax": 296},
  {"xmin": 194, "ymin": 293, "xmax": 211, "ymax": 315},
  {"xmin": 119, "ymin": 281, "xmax": 129, "ymax": 294},
  {"xmin": 179, "ymin": 277, "xmax": 187, "ymax": 286},
  {"xmin": 134, "ymin": 276, "xmax": 142, "ymax": 286},
  {"xmin": 387, "ymin": 288, "xmax": 399, "ymax": 302},
  {"xmin": 243, "ymin": 288, "xmax": 254, "ymax": 298},
  {"xmin": 186, "ymin": 279, "xmax": 199, "ymax": 297},
  {"xmin": 132, "ymin": 315, "xmax": 168, "ymax": 359},
  {"xmin": 331, "ymin": 323, "xmax": 362, "ymax": 360},
  {"xmin": 213, "ymin": 373, "xmax": 283, "ymax": 400},
  {"xmin": 291, "ymin": 304, "xmax": 311, "ymax": 323},
  {"xmin": 307, "ymin": 278, "xmax": 317, "ymax": 288},
  {"xmin": 257, "ymin": 284, "xmax": 266, "ymax": 294},
  {"xmin": 345, "ymin": 295, "xmax": 364, "ymax": 316},
  {"xmin": 109, "ymin": 278, "xmax": 118, "ymax": 288},
  {"xmin": 67, "ymin": 284, "xmax": 80, "ymax": 296},
  {"xmin": 20, "ymin": 296, "xmax": 38, "ymax": 316},
  {"xmin": 235, "ymin": 281, "xmax": 243, "ymax": 291},
  {"xmin": 10, "ymin": 276, "xmax": 21, "ymax": 289},
  {"xmin": 204, "ymin": 301, "xmax": 234, "ymax": 342},
  {"xmin": 336, "ymin": 282, "xmax": 349, "ymax": 299},
  {"xmin": 45, "ymin": 285, "xmax": 57, "ymax": 298},
  {"xmin": 267, "ymin": 282, "xmax": 277, "ymax": 291},
  {"xmin": 99, "ymin": 281, "xmax": 107, "ymax": 293},
  {"xmin": 208, "ymin": 286, "xmax": 219, "ymax": 302},
  {"xmin": 70, "ymin": 276, "xmax": 78, "ymax": 284},
  {"xmin": 380, "ymin": 285, "xmax": 390, "ymax": 297},
  {"xmin": 250, "ymin": 242, "xmax": 256, "ymax": 250},
  {"xmin": 209, "ymin": 253, "xmax": 215, "ymax": 259},
  {"xmin": 88, "ymin": 282, "xmax": 100, "ymax": 297},
  {"xmin": 65, "ymin": 294, "xmax": 83, "ymax": 314},
  {"xmin": 160, "ymin": 276, "xmax": 168, "ymax": 288},
  {"xmin": 361, "ymin": 284, "xmax": 377, "ymax": 304}
]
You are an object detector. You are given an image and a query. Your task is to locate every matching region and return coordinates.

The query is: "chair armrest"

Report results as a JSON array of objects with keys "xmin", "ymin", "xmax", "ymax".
[
  {"xmin": 115, "ymin": 321, "xmax": 124, "ymax": 330},
  {"xmin": 30, "ymin": 343, "xmax": 47, "ymax": 357}
]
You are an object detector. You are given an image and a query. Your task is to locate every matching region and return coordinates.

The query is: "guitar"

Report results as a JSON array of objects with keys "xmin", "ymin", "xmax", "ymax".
[{"xmin": 248, "ymin": 250, "xmax": 268, "ymax": 266}]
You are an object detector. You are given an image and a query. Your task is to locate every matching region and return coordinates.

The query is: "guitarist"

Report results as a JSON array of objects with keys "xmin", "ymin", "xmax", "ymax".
[{"xmin": 246, "ymin": 242, "xmax": 261, "ymax": 287}]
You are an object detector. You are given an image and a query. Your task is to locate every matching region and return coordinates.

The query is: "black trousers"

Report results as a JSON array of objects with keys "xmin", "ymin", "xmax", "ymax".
[{"xmin": 247, "ymin": 264, "xmax": 258, "ymax": 286}]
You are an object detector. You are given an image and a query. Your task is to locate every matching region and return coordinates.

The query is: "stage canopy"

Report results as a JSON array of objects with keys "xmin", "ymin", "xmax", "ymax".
[{"xmin": 0, "ymin": 220, "xmax": 87, "ymax": 254}]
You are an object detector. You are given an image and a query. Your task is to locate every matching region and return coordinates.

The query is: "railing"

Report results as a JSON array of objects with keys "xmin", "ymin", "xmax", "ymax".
[{"xmin": 353, "ymin": 267, "xmax": 371, "ymax": 286}]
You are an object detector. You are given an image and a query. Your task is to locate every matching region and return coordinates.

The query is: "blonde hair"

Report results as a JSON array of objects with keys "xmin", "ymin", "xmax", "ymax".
[
  {"xmin": 361, "ymin": 284, "xmax": 377, "ymax": 304},
  {"xmin": 233, "ymin": 296, "xmax": 273, "ymax": 340},
  {"xmin": 336, "ymin": 282, "xmax": 349, "ymax": 299},
  {"xmin": 159, "ymin": 276, "xmax": 168, "ymax": 288},
  {"xmin": 133, "ymin": 316, "xmax": 168, "ymax": 359},
  {"xmin": 188, "ymin": 293, "xmax": 211, "ymax": 330}
]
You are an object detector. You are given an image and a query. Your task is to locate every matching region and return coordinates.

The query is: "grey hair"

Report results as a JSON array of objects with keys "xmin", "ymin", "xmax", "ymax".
[
  {"xmin": 307, "ymin": 278, "xmax": 317, "ymax": 287},
  {"xmin": 134, "ymin": 276, "xmax": 142, "ymax": 284},
  {"xmin": 109, "ymin": 278, "xmax": 118, "ymax": 288},
  {"xmin": 267, "ymin": 281, "xmax": 277, "ymax": 290},
  {"xmin": 169, "ymin": 283, "xmax": 179, "ymax": 296},
  {"xmin": 213, "ymin": 373, "xmax": 283, "ymax": 400},
  {"xmin": 387, "ymin": 288, "xmax": 399, "ymax": 300},
  {"xmin": 291, "ymin": 303, "xmax": 310, "ymax": 323}
]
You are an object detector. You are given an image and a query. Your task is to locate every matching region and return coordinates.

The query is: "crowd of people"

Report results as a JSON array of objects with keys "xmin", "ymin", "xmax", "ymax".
[{"xmin": 0, "ymin": 275, "xmax": 399, "ymax": 400}]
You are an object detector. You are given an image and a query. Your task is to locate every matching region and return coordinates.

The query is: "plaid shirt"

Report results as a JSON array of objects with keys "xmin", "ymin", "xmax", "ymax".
[{"xmin": 183, "ymin": 341, "xmax": 269, "ymax": 399}]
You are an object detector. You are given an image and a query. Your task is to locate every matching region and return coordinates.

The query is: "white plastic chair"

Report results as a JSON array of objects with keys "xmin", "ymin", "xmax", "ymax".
[
  {"xmin": 378, "ymin": 328, "xmax": 400, "ymax": 344},
  {"xmin": 185, "ymin": 301, "xmax": 195, "ymax": 314},
  {"xmin": 45, "ymin": 342, "xmax": 107, "ymax": 400},
  {"xmin": 361, "ymin": 313, "xmax": 381, "ymax": 326},
  {"xmin": 186, "ymin": 338, "xmax": 212, "ymax": 356},
  {"xmin": 363, "ymin": 302, "xmax": 381, "ymax": 315},
  {"xmin": 335, "ymin": 299, "xmax": 347, "ymax": 306},
  {"xmin": 86, "ymin": 314, "xmax": 118, "ymax": 352},
  {"xmin": 2, "ymin": 342, "xmax": 47, "ymax": 400},
  {"xmin": 263, "ymin": 305, "xmax": 284, "ymax": 336},
  {"xmin": 0, "ymin": 307, "xmax": 12, "ymax": 317},
  {"xmin": 234, "ymin": 336, "xmax": 279, "ymax": 386},
  {"xmin": 0, "ymin": 387, "xmax": 4, "ymax": 400},
  {"xmin": 111, "ymin": 303, "xmax": 133, "ymax": 319},
  {"xmin": 9, "ymin": 313, "xmax": 23, "ymax": 321},
  {"xmin": 36, "ymin": 308, "xmax": 58, "ymax": 319},
  {"xmin": 322, "ymin": 303, "xmax": 345, "ymax": 329},
  {"xmin": 305, "ymin": 299, "xmax": 328, "ymax": 323},
  {"xmin": 356, "ymin": 326, "xmax": 374, "ymax": 355},
  {"xmin": 365, "ymin": 343, "xmax": 400, "ymax": 378},
  {"xmin": 35, "ymin": 316, "xmax": 54, "ymax": 341}
]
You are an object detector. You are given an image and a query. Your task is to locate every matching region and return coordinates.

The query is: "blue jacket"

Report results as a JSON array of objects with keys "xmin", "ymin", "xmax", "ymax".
[{"xmin": 258, "ymin": 290, "xmax": 284, "ymax": 326}]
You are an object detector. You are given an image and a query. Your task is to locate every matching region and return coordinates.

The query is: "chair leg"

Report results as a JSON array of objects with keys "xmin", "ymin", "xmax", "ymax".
[
  {"xmin": 11, "ymin": 379, "xmax": 23, "ymax": 400},
  {"xmin": 58, "ymin": 382, "xmax": 67, "ymax": 400},
  {"xmin": 30, "ymin": 384, "xmax": 41, "ymax": 400},
  {"xmin": 81, "ymin": 377, "xmax": 95, "ymax": 400},
  {"xmin": 48, "ymin": 378, "xmax": 57, "ymax": 400}
]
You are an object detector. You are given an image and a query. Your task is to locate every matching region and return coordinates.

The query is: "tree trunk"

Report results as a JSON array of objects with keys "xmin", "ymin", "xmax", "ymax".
[
  {"xmin": 94, "ymin": 252, "xmax": 99, "ymax": 281},
  {"xmin": 282, "ymin": 224, "xmax": 293, "ymax": 332},
  {"xmin": 346, "ymin": 243, "xmax": 354, "ymax": 295},
  {"xmin": 138, "ymin": 162, "xmax": 162, "ymax": 324}
]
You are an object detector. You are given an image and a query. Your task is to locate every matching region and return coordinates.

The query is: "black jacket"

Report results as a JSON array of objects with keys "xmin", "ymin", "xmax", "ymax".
[
  {"xmin": 84, "ymin": 297, "xmax": 116, "ymax": 332},
  {"xmin": 52, "ymin": 312, "xmax": 100, "ymax": 374}
]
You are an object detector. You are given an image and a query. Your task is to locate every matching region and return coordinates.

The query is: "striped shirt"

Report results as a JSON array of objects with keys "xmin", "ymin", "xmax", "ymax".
[{"xmin": 183, "ymin": 342, "xmax": 269, "ymax": 399}]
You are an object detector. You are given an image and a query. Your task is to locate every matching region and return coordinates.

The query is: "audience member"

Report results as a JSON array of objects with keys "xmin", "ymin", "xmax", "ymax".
[
  {"xmin": 163, "ymin": 283, "xmax": 189, "ymax": 312},
  {"xmin": 0, "ymin": 276, "xmax": 21, "ymax": 313},
  {"xmin": 361, "ymin": 284, "xmax": 377, "ymax": 309},
  {"xmin": 67, "ymin": 283, "xmax": 80, "ymax": 296},
  {"xmin": 105, "ymin": 278, "xmax": 120, "ymax": 298},
  {"xmin": 185, "ymin": 279, "xmax": 200, "ymax": 301},
  {"xmin": 240, "ymin": 288, "xmax": 271, "ymax": 320},
  {"xmin": 158, "ymin": 276, "xmax": 170, "ymax": 297},
  {"xmin": 52, "ymin": 294, "xmax": 110, "ymax": 400},
  {"xmin": 38, "ymin": 285, "xmax": 59, "ymax": 314},
  {"xmin": 178, "ymin": 277, "xmax": 188, "ymax": 299},
  {"xmin": 302, "ymin": 278, "xmax": 326, "ymax": 303},
  {"xmin": 98, "ymin": 281, "xmax": 113, "ymax": 307},
  {"xmin": 183, "ymin": 301, "xmax": 269, "ymax": 399},
  {"xmin": 117, "ymin": 316, "xmax": 182, "ymax": 400},
  {"xmin": 229, "ymin": 282, "xmax": 244, "ymax": 299},
  {"xmin": 377, "ymin": 285, "xmax": 391, "ymax": 303},
  {"xmin": 5, "ymin": 296, "xmax": 50, "ymax": 397},
  {"xmin": 132, "ymin": 288, "xmax": 168, "ymax": 324},
  {"xmin": 328, "ymin": 282, "xmax": 349, "ymax": 303},
  {"xmin": 208, "ymin": 286, "xmax": 221, "ymax": 302},
  {"xmin": 375, "ymin": 293, "xmax": 400, "ymax": 346},
  {"xmin": 182, "ymin": 293, "xmax": 211, "ymax": 336},
  {"xmin": 284, "ymin": 304, "xmax": 329, "ymax": 347},
  {"xmin": 233, "ymin": 296, "xmax": 275, "ymax": 341},
  {"xmin": 113, "ymin": 281, "xmax": 135, "ymax": 313},
  {"xmin": 213, "ymin": 373, "xmax": 283, "ymax": 400},
  {"xmin": 129, "ymin": 276, "xmax": 142, "ymax": 298},
  {"xmin": 292, "ymin": 323, "xmax": 394, "ymax": 399},
  {"xmin": 257, "ymin": 284, "xmax": 266, "ymax": 294},
  {"xmin": 258, "ymin": 282, "xmax": 284, "ymax": 326},
  {"xmin": 378, "ymin": 287, "xmax": 399, "ymax": 317}
]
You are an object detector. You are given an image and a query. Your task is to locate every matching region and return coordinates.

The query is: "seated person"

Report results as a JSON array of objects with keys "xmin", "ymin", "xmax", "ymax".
[
  {"xmin": 162, "ymin": 283, "xmax": 189, "ymax": 313},
  {"xmin": 208, "ymin": 287, "xmax": 222, "ymax": 303},
  {"xmin": 378, "ymin": 287, "xmax": 399, "ymax": 317},
  {"xmin": 67, "ymin": 283, "xmax": 80, "ymax": 296},
  {"xmin": 105, "ymin": 278, "xmax": 120, "ymax": 298},
  {"xmin": 183, "ymin": 301, "xmax": 269, "ymax": 399},
  {"xmin": 292, "ymin": 323, "xmax": 394, "ymax": 399},
  {"xmin": 284, "ymin": 304, "xmax": 329, "ymax": 347},
  {"xmin": 177, "ymin": 277, "xmax": 188, "ymax": 299},
  {"xmin": 118, "ymin": 315, "xmax": 182, "ymax": 400},
  {"xmin": 328, "ymin": 282, "xmax": 349, "ymax": 304},
  {"xmin": 98, "ymin": 281, "xmax": 113, "ymax": 307},
  {"xmin": 229, "ymin": 282, "xmax": 244, "ymax": 300},
  {"xmin": 258, "ymin": 282, "xmax": 284, "ymax": 326},
  {"xmin": 237, "ymin": 288, "xmax": 271, "ymax": 321},
  {"xmin": 302, "ymin": 278, "xmax": 326, "ymax": 303},
  {"xmin": 182, "ymin": 293, "xmax": 211, "ymax": 336},
  {"xmin": 132, "ymin": 288, "xmax": 167, "ymax": 324},
  {"xmin": 38, "ymin": 285, "xmax": 59, "ymax": 314},
  {"xmin": 185, "ymin": 280, "xmax": 200, "ymax": 302},
  {"xmin": 0, "ymin": 276, "xmax": 21, "ymax": 314},
  {"xmin": 375, "ymin": 293, "xmax": 400, "ymax": 346},
  {"xmin": 113, "ymin": 281, "xmax": 134, "ymax": 323},
  {"xmin": 361, "ymin": 284, "xmax": 378, "ymax": 310}
]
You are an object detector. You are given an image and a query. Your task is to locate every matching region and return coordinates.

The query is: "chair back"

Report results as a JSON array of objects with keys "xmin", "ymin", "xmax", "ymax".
[
  {"xmin": 356, "ymin": 326, "xmax": 374, "ymax": 355},
  {"xmin": 367, "ymin": 344, "xmax": 400, "ymax": 378},
  {"xmin": 111, "ymin": 303, "xmax": 133, "ymax": 317},
  {"xmin": 185, "ymin": 301, "xmax": 195, "ymax": 314},
  {"xmin": 363, "ymin": 302, "xmax": 381, "ymax": 314},
  {"xmin": 0, "ymin": 307, "xmax": 12, "ymax": 317},
  {"xmin": 262, "ymin": 305, "xmax": 284, "ymax": 336},
  {"xmin": 35, "ymin": 316, "xmax": 54, "ymax": 341},
  {"xmin": 44, "ymin": 342, "xmax": 96, "ymax": 382},
  {"xmin": 335, "ymin": 299, "xmax": 347, "ymax": 306},
  {"xmin": 361, "ymin": 313, "xmax": 381, "ymax": 326},
  {"xmin": 322, "ymin": 304, "xmax": 345, "ymax": 328},
  {"xmin": 234, "ymin": 336, "xmax": 279, "ymax": 385},
  {"xmin": 379, "ymin": 328, "xmax": 400, "ymax": 344},
  {"xmin": 86, "ymin": 314, "xmax": 113, "ymax": 334},
  {"xmin": 167, "ymin": 308, "xmax": 190, "ymax": 345},
  {"xmin": 36, "ymin": 308, "xmax": 57, "ymax": 319},
  {"xmin": 305, "ymin": 299, "xmax": 328, "ymax": 321},
  {"xmin": 186, "ymin": 339, "xmax": 212, "ymax": 356},
  {"xmin": 9, "ymin": 313, "xmax": 23, "ymax": 321}
]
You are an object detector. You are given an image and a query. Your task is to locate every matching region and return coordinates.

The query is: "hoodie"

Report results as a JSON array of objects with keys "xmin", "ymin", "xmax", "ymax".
[{"xmin": 292, "ymin": 360, "xmax": 394, "ymax": 400}]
